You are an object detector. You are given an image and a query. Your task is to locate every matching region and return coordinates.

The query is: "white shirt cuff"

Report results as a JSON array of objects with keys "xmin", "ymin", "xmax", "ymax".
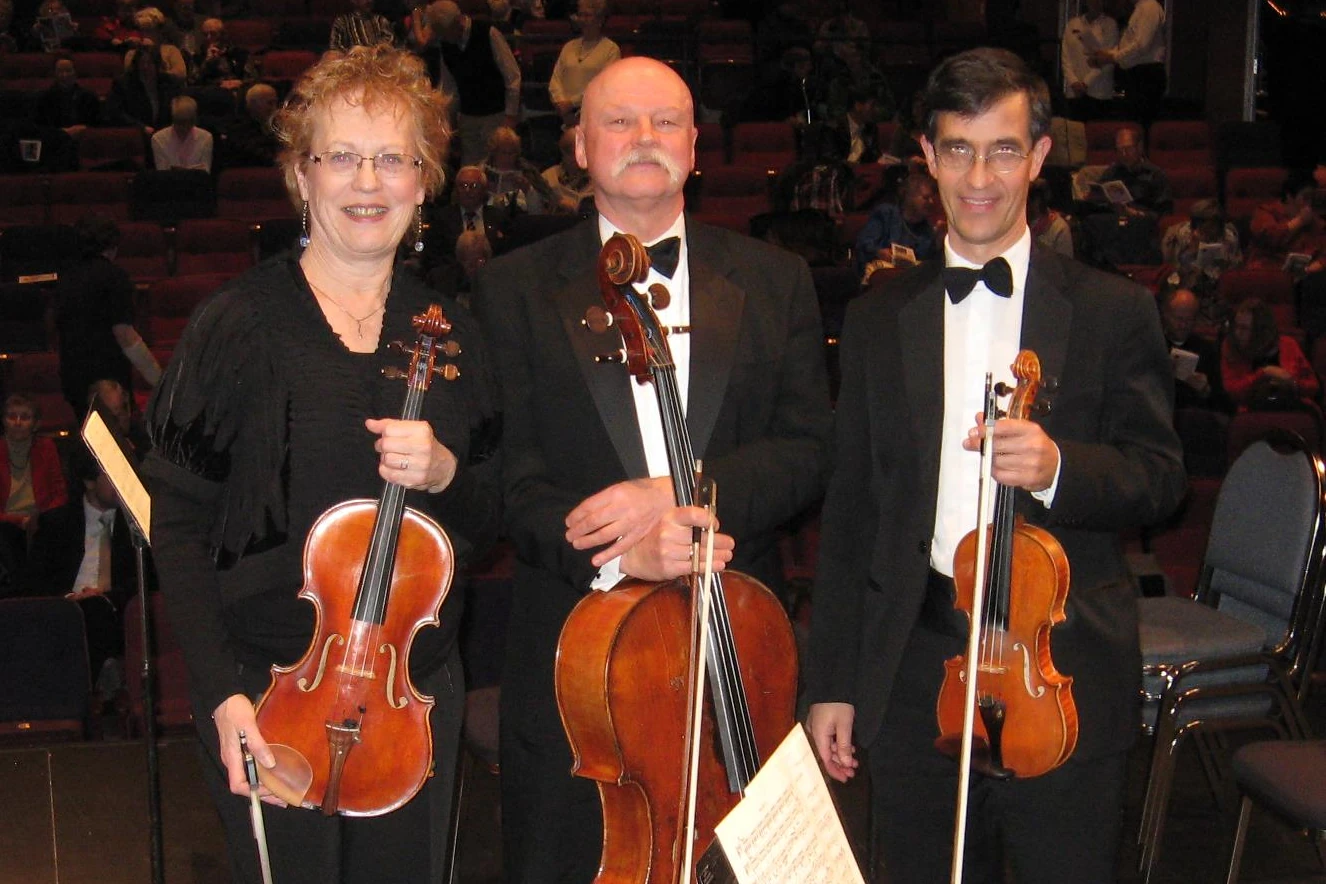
[
  {"xmin": 1031, "ymin": 442, "xmax": 1063, "ymax": 508},
  {"xmin": 590, "ymin": 556, "xmax": 626, "ymax": 592}
]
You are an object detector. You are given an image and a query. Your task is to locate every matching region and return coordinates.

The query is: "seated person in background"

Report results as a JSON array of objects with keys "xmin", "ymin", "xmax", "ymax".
[
  {"xmin": 217, "ymin": 82, "xmax": 279, "ymax": 167},
  {"xmin": 831, "ymin": 87, "xmax": 884, "ymax": 165},
  {"xmin": 17, "ymin": 444, "xmax": 150, "ymax": 703},
  {"xmin": 1160, "ymin": 198, "xmax": 1242, "ymax": 295},
  {"xmin": 431, "ymin": 229, "xmax": 492, "ymax": 305},
  {"xmin": 1028, "ymin": 177, "xmax": 1073, "ymax": 257},
  {"xmin": 35, "ymin": 56, "xmax": 101, "ymax": 137},
  {"xmin": 89, "ymin": 378, "xmax": 152, "ymax": 456},
  {"xmin": 150, "ymin": 94, "xmax": 212, "ymax": 171},
  {"xmin": 821, "ymin": 40, "xmax": 895, "ymax": 131},
  {"xmin": 420, "ymin": 165, "xmax": 511, "ymax": 285},
  {"xmin": 106, "ymin": 43, "xmax": 179, "ymax": 134},
  {"xmin": 776, "ymin": 122, "xmax": 854, "ymax": 219},
  {"xmin": 0, "ymin": 394, "xmax": 69, "ymax": 587},
  {"xmin": 54, "ymin": 214, "xmax": 162, "ymax": 420},
  {"xmin": 31, "ymin": 0, "xmax": 79, "ymax": 53},
  {"xmin": 1247, "ymin": 169, "xmax": 1324, "ymax": 274},
  {"xmin": 482, "ymin": 126, "xmax": 564, "ymax": 214},
  {"xmin": 1221, "ymin": 297, "xmax": 1320, "ymax": 410},
  {"xmin": 853, "ymin": 169, "xmax": 940, "ymax": 277},
  {"xmin": 548, "ymin": 0, "xmax": 619, "ymax": 127},
  {"xmin": 132, "ymin": 6, "xmax": 187, "ymax": 80},
  {"xmin": 170, "ymin": 0, "xmax": 205, "ymax": 58},
  {"xmin": 190, "ymin": 17, "xmax": 250, "ymax": 88},
  {"xmin": 329, "ymin": 0, "xmax": 396, "ymax": 50},
  {"xmin": 1159, "ymin": 281, "xmax": 1227, "ymax": 412},
  {"xmin": 1097, "ymin": 126, "xmax": 1172, "ymax": 215},
  {"xmin": 887, "ymin": 90, "xmax": 926, "ymax": 160},
  {"xmin": 94, "ymin": 0, "xmax": 144, "ymax": 51},
  {"xmin": 541, "ymin": 127, "xmax": 593, "ymax": 214}
]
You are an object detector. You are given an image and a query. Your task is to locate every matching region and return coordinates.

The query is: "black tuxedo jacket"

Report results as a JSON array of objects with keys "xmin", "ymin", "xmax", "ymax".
[
  {"xmin": 806, "ymin": 248, "xmax": 1186, "ymax": 760},
  {"xmin": 474, "ymin": 215, "xmax": 832, "ymax": 722}
]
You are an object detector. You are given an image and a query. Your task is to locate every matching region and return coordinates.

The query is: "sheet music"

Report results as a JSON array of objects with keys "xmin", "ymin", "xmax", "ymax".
[
  {"xmin": 81, "ymin": 409, "xmax": 150, "ymax": 543},
  {"xmin": 712, "ymin": 725, "xmax": 866, "ymax": 884}
]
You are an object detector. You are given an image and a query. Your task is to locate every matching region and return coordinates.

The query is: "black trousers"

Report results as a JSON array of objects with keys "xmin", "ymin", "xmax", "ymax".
[
  {"xmin": 868, "ymin": 621, "xmax": 1127, "ymax": 884},
  {"xmin": 197, "ymin": 649, "xmax": 464, "ymax": 884},
  {"xmin": 1121, "ymin": 63, "xmax": 1167, "ymax": 130}
]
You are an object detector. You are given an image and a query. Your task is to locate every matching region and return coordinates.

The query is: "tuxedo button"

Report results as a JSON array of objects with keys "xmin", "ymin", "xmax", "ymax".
[{"xmin": 917, "ymin": 540, "xmax": 929, "ymax": 555}]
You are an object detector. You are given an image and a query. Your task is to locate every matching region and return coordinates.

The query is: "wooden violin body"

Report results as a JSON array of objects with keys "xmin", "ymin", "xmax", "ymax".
[
  {"xmin": 255, "ymin": 501, "xmax": 453, "ymax": 816},
  {"xmin": 253, "ymin": 304, "xmax": 459, "ymax": 817},
  {"xmin": 556, "ymin": 572, "xmax": 797, "ymax": 884}
]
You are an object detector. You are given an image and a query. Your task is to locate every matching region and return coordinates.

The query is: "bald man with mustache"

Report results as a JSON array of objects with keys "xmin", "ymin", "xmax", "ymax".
[{"xmin": 473, "ymin": 57, "xmax": 833, "ymax": 884}]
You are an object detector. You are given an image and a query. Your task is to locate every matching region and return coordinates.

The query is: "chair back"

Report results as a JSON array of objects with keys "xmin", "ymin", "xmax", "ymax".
[
  {"xmin": 0, "ymin": 597, "xmax": 90, "ymax": 741},
  {"xmin": 1201, "ymin": 438, "xmax": 1326, "ymax": 688}
]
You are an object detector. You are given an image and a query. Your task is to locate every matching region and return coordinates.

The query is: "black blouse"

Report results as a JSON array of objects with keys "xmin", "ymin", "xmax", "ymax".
[{"xmin": 144, "ymin": 253, "xmax": 501, "ymax": 717}]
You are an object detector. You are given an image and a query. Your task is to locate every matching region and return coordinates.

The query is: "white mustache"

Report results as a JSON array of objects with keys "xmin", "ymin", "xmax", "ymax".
[{"xmin": 612, "ymin": 148, "xmax": 684, "ymax": 186}]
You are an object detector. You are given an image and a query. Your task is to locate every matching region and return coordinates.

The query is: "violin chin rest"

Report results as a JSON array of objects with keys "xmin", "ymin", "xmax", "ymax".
[{"xmin": 258, "ymin": 744, "xmax": 315, "ymax": 807}]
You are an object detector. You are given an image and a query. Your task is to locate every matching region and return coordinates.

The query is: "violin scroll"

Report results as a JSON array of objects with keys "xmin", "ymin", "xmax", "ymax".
[{"xmin": 601, "ymin": 233, "xmax": 651, "ymax": 287}]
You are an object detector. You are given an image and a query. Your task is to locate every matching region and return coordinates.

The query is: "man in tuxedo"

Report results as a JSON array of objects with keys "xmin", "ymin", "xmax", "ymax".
[
  {"xmin": 806, "ymin": 49, "xmax": 1185, "ymax": 883},
  {"xmin": 474, "ymin": 56, "xmax": 833, "ymax": 884}
]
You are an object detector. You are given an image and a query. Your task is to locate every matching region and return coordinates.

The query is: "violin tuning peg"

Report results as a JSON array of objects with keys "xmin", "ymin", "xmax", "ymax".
[
  {"xmin": 595, "ymin": 350, "xmax": 626, "ymax": 365},
  {"xmin": 993, "ymin": 382, "xmax": 1013, "ymax": 397},
  {"xmin": 431, "ymin": 363, "xmax": 460, "ymax": 381},
  {"xmin": 1032, "ymin": 401, "xmax": 1052, "ymax": 417},
  {"xmin": 647, "ymin": 284, "xmax": 670, "ymax": 311},
  {"xmin": 582, "ymin": 306, "xmax": 613, "ymax": 334},
  {"xmin": 381, "ymin": 366, "xmax": 408, "ymax": 381},
  {"xmin": 440, "ymin": 340, "xmax": 462, "ymax": 357},
  {"xmin": 386, "ymin": 340, "xmax": 406, "ymax": 354},
  {"xmin": 1041, "ymin": 376, "xmax": 1061, "ymax": 393}
]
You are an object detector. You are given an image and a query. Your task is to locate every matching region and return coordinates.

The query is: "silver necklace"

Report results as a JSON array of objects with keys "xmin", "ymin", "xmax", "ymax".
[{"xmin": 309, "ymin": 280, "xmax": 387, "ymax": 342}]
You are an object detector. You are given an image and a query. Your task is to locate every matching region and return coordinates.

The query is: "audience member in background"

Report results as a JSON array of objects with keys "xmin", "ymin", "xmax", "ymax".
[
  {"xmin": 853, "ymin": 169, "xmax": 940, "ymax": 278},
  {"xmin": 832, "ymin": 87, "xmax": 883, "ymax": 165},
  {"xmin": 1061, "ymin": 0, "xmax": 1117, "ymax": 121},
  {"xmin": 548, "ymin": 0, "xmax": 618, "ymax": 127},
  {"xmin": 1221, "ymin": 297, "xmax": 1320, "ymax": 410},
  {"xmin": 17, "ymin": 445, "xmax": 146, "ymax": 702},
  {"xmin": 53, "ymin": 215, "xmax": 162, "ymax": 420},
  {"xmin": 133, "ymin": 6, "xmax": 187, "ymax": 79},
  {"xmin": 1028, "ymin": 177, "xmax": 1073, "ymax": 257},
  {"xmin": 330, "ymin": 0, "xmax": 396, "ymax": 50},
  {"xmin": 170, "ymin": 0, "xmax": 204, "ymax": 57},
  {"xmin": 107, "ymin": 43, "xmax": 178, "ymax": 133},
  {"xmin": 777, "ymin": 122, "xmax": 853, "ymax": 219},
  {"xmin": 1160, "ymin": 198, "xmax": 1242, "ymax": 296},
  {"xmin": 1159, "ymin": 282, "xmax": 1226, "ymax": 413},
  {"xmin": 887, "ymin": 89, "xmax": 927, "ymax": 160},
  {"xmin": 0, "ymin": 394, "xmax": 68, "ymax": 589},
  {"xmin": 542, "ymin": 126, "xmax": 593, "ymax": 212},
  {"xmin": 95, "ymin": 0, "xmax": 144, "ymax": 50},
  {"xmin": 1091, "ymin": 0, "xmax": 1166, "ymax": 129},
  {"xmin": 1099, "ymin": 126, "xmax": 1172, "ymax": 215},
  {"xmin": 31, "ymin": 0, "xmax": 78, "ymax": 52},
  {"xmin": 421, "ymin": 164, "xmax": 511, "ymax": 284},
  {"xmin": 218, "ymin": 81, "xmax": 280, "ymax": 167},
  {"xmin": 483, "ymin": 125, "xmax": 563, "ymax": 214},
  {"xmin": 823, "ymin": 44, "xmax": 896, "ymax": 130},
  {"xmin": 1247, "ymin": 169, "xmax": 1324, "ymax": 273},
  {"xmin": 35, "ymin": 56, "xmax": 101, "ymax": 136},
  {"xmin": 411, "ymin": 0, "xmax": 521, "ymax": 164},
  {"xmin": 150, "ymin": 94, "xmax": 212, "ymax": 171},
  {"xmin": 431, "ymin": 228, "xmax": 492, "ymax": 304},
  {"xmin": 89, "ymin": 378, "xmax": 152, "ymax": 456},
  {"xmin": 813, "ymin": 0, "xmax": 869, "ymax": 69},
  {"xmin": 190, "ymin": 16, "xmax": 249, "ymax": 88}
]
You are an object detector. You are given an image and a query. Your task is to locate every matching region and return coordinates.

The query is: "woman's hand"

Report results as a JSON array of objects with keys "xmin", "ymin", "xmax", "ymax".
[
  {"xmin": 365, "ymin": 417, "xmax": 459, "ymax": 493},
  {"xmin": 212, "ymin": 694, "xmax": 284, "ymax": 805}
]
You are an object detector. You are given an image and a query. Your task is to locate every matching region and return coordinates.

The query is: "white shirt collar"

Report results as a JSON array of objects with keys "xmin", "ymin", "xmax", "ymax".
[
  {"xmin": 943, "ymin": 226, "xmax": 1032, "ymax": 295},
  {"xmin": 596, "ymin": 211, "xmax": 687, "ymax": 249}
]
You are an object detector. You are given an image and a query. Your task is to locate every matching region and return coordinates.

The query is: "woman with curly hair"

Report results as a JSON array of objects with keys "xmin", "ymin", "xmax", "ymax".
[
  {"xmin": 143, "ymin": 45, "xmax": 500, "ymax": 883},
  {"xmin": 1221, "ymin": 297, "xmax": 1320, "ymax": 409}
]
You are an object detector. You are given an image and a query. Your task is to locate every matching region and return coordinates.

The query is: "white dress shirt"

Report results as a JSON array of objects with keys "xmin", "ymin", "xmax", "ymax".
[
  {"xmin": 1113, "ymin": 0, "xmax": 1166, "ymax": 69},
  {"xmin": 151, "ymin": 125, "xmax": 213, "ymax": 172},
  {"xmin": 931, "ymin": 229, "xmax": 1059, "ymax": 576},
  {"xmin": 591, "ymin": 212, "xmax": 691, "ymax": 589},
  {"xmin": 1061, "ymin": 12, "xmax": 1119, "ymax": 100},
  {"xmin": 72, "ymin": 497, "xmax": 116, "ymax": 593}
]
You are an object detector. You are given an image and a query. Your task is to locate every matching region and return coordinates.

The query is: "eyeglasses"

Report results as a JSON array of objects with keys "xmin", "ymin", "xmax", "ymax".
[
  {"xmin": 455, "ymin": 181, "xmax": 485, "ymax": 190},
  {"xmin": 309, "ymin": 151, "xmax": 422, "ymax": 179},
  {"xmin": 933, "ymin": 143, "xmax": 1029, "ymax": 174}
]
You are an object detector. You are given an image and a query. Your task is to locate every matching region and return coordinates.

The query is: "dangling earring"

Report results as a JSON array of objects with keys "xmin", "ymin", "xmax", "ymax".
[
  {"xmin": 413, "ymin": 205, "xmax": 425, "ymax": 253},
  {"xmin": 299, "ymin": 200, "xmax": 310, "ymax": 248}
]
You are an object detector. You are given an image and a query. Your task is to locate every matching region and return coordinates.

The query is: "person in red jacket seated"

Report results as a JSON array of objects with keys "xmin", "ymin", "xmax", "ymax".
[
  {"xmin": 0, "ymin": 393, "xmax": 70, "ymax": 588},
  {"xmin": 1221, "ymin": 298, "xmax": 1321, "ymax": 409}
]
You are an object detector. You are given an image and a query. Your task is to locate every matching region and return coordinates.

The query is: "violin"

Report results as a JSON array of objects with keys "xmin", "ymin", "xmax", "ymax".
[
  {"xmin": 555, "ymin": 234, "xmax": 799, "ymax": 883},
  {"xmin": 936, "ymin": 350, "xmax": 1077, "ymax": 881},
  {"xmin": 252, "ymin": 305, "xmax": 461, "ymax": 816}
]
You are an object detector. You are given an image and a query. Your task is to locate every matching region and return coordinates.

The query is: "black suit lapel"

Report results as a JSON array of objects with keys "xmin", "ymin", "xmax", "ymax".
[
  {"xmin": 554, "ymin": 222, "xmax": 649, "ymax": 479},
  {"xmin": 1020, "ymin": 249, "xmax": 1073, "ymax": 406},
  {"xmin": 898, "ymin": 264, "xmax": 946, "ymax": 481},
  {"xmin": 686, "ymin": 219, "xmax": 744, "ymax": 461}
]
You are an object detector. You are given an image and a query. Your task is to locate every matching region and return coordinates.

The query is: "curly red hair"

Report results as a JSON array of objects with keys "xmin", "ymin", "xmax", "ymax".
[{"xmin": 273, "ymin": 45, "xmax": 451, "ymax": 206}]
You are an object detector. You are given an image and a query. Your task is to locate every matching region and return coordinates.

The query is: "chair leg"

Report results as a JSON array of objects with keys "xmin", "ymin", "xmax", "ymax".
[
  {"xmin": 1139, "ymin": 736, "xmax": 1181, "ymax": 881},
  {"xmin": 1225, "ymin": 796, "xmax": 1253, "ymax": 884}
]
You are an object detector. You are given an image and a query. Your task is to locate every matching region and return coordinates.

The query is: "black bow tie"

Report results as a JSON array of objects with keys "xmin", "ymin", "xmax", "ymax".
[
  {"xmin": 646, "ymin": 236, "xmax": 681, "ymax": 279},
  {"xmin": 943, "ymin": 257, "xmax": 1014, "ymax": 303}
]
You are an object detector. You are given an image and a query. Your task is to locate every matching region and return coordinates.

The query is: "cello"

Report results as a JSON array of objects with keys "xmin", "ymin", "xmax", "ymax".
[
  {"xmin": 554, "ymin": 234, "xmax": 800, "ymax": 883},
  {"xmin": 252, "ymin": 304, "xmax": 460, "ymax": 816},
  {"xmin": 935, "ymin": 350, "xmax": 1077, "ymax": 883}
]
